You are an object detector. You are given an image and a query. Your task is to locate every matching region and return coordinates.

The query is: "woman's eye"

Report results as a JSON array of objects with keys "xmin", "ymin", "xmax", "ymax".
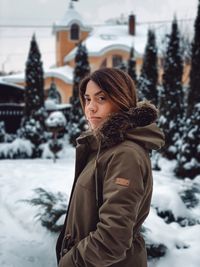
[
  {"xmin": 98, "ymin": 96, "xmax": 106, "ymax": 102},
  {"xmin": 85, "ymin": 98, "xmax": 90, "ymax": 103}
]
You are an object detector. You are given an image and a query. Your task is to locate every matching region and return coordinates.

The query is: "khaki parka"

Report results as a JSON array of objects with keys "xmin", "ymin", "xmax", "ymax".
[{"xmin": 56, "ymin": 101, "xmax": 165, "ymax": 267}]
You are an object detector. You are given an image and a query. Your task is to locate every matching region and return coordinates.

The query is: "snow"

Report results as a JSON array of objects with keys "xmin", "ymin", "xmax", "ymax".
[
  {"xmin": 54, "ymin": 2, "xmax": 91, "ymax": 31},
  {"xmin": 44, "ymin": 65, "xmax": 74, "ymax": 84},
  {"xmin": 2, "ymin": 65, "xmax": 74, "ymax": 85},
  {"xmin": 45, "ymin": 111, "xmax": 67, "ymax": 128},
  {"xmin": 45, "ymin": 99, "xmax": 57, "ymax": 110},
  {"xmin": 0, "ymin": 142, "xmax": 199, "ymax": 267},
  {"xmin": 1, "ymin": 72, "xmax": 25, "ymax": 84},
  {"xmin": 0, "ymin": 78, "xmax": 24, "ymax": 91},
  {"xmin": 64, "ymin": 21, "xmax": 180, "ymax": 63},
  {"xmin": 151, "ymin": 158, "xmax": 191, "ymax": 219},
  {"xmin": 45, "ymin": 100, "xmax": 71, "ymax": 111},
  {"xmin": 0, "ymin": 138, "xmax": 34, "ymax": 158},
  {"xmin": 145, "ymin": 157, "xmax": 200, "ymax": 266},
  {"xmin": 64, "ymin": 24, "xmax": 145, "ymax": 63},
  {"xmin": 184, "ymin": 158, "xmax": 200, "ymax": 170},
  {"xmin": 0, "ymin": 142, "xmax": 75, "ymax": 267}
]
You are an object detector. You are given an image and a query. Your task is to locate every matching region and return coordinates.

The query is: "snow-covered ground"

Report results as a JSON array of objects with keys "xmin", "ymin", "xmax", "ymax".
[
  {"xmin": 0, "ymin": 143, "xmax": 75, "ymax": 267},
  {"xmin": 146, "ymin": 158, "xmax": 200, "ymax": 267},
  {"xmin": 0, "ymin": 141, "xmax": 199, "ymax": 267}
]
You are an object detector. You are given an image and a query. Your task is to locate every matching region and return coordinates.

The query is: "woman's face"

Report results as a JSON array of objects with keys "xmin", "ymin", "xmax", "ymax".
[{"xmin": 84, "ymin": 80, "xmax": 119, "ymax": 130}]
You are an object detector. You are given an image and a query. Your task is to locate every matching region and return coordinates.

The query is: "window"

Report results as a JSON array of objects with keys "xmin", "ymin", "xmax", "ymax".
[
  {"xmin": 70, "ymin": 24, "xmax": 79, "ymax": 41},
  {"xmin": 112, "ymin": 55, "xmax": 123, "ymax": 67}
]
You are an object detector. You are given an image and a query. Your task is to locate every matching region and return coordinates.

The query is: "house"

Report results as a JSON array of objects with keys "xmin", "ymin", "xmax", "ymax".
[
  {"xmin": 2, "ymin": 1, "xmax": 190, "ymax": 105},
  {"xmin": 2, "ymin": 1, "xmax": 147, "ymax": 104}
]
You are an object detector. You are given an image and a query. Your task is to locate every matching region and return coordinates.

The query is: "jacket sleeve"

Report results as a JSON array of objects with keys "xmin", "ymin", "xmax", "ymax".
[{"xmin": 59, "ymin": 147, "xmax": 146, "ymax": 267}]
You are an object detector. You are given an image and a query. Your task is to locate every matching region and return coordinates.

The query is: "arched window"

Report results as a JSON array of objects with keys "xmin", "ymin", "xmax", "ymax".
[
  {"xmin": 112, "ymin": 55, "xmax": 123, "ymax": 67},
  {"xmin": 70, "ymin": 24, "xmax": 79, "ymax": 41}
]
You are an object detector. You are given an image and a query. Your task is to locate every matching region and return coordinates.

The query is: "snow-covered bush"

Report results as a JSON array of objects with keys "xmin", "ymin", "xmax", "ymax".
[
  {"xmin": 18, "ymin": 115, "xmax": 49, "ymax": 158},
  {"xmin": 0, "ymin": 122, "xmax": 19, "ymax": 147},
  {"xmin": 179, "ymin": 178, "xmax": 200, "ymax": 208},
  {"xmin": 151, "ymin": 169, "xmax": 200, "ymax": 226},
  {"xmin": 45, "ymin": 111, "xmax": 67, "ymax": 130},
  {"xmin": 0, "ymin": 121, "xmax": 6, "ymax": 143},
  {"xmin": 144, "ymin": 159, "xmax": 200, "ymax": 264},
  {"xmin": 175, "ymin": 103, "xmax": 200, "ymax": 179},
  {"xmin": 45, "ymin": 111, "xmax": 67, "ymax": 161},
  {"xmin": 146, "ymin": 242, "xmax": 167, "ymax": 260},
  {"xmin": 0, "ymin": 138, "xmax": 34, "ymax": 159},
  {"xmin": 24, "ymin": 188, "xmax": 67, "ymax": 232}
]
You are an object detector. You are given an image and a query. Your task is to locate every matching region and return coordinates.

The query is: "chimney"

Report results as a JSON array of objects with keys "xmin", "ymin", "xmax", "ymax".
[{"xmin": 129, "ymin": 14, "xmax": 136, "ymax": 36}]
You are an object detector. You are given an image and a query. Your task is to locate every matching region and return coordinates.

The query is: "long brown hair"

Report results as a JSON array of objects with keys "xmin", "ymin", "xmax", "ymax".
[{"xmin": 79, "ymin": 68, "xmax": 137, "ymax": 111}]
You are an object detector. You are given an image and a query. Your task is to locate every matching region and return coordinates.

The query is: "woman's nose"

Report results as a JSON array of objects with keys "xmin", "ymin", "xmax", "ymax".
[{"xmin": 88, "ymin": 101, "xmax": 97, "ymax": 112}]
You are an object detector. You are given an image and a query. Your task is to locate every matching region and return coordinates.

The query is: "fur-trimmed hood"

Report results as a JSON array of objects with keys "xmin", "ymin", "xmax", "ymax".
[{"xmin": 77, "ymin": 101, "xmax": 165, "ymax": 151}]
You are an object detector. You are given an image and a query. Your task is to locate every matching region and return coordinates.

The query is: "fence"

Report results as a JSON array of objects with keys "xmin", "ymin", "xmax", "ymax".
[
  {"xmin": 0, "ymin": 104, "xmax": 24, "ymax": 133},
  {"xmin": 0, "ymin": 103, "xmax": 71, "ymax": 134}
]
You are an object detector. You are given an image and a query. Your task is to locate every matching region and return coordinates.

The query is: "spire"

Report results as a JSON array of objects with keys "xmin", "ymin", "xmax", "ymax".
[
  {"xmin": 53, "ymin": 0, "xmax": 92, "ymax": 32},
  {"xmin": 69, "ymin": 0, "xmax": 74, "ymax": 9}
]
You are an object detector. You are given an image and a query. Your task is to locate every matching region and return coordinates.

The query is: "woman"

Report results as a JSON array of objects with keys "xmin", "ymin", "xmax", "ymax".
[{"xmin": 56, "ymin": 68, "xmax": 165, "ymax": 267}]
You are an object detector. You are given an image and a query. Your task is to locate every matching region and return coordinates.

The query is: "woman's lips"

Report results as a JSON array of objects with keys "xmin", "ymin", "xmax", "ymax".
[{"xmin": 89, "ymin": 117, "xmax": 101, "ymax": 121}]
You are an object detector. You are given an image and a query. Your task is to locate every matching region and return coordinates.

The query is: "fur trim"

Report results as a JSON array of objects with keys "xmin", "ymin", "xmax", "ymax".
[{"xmin": 95, "ymin": 101, "xmax": 158, "ymax": 148}]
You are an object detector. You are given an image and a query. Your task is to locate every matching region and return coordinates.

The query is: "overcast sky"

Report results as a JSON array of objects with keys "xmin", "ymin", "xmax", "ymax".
[
  {"xmin": 0, "ymin": 0, "xmax": 198, "ymax": 25},
  {"xmin": 0, "ymin": 0, "xmax": 199, "ymax": 72}
]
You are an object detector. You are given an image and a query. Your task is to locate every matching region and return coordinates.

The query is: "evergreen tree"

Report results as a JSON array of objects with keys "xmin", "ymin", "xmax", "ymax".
[
  {"xmin": 127, "ymin": 46, "xmax": 137, "ymax": 85},
  {"xmin": 138, "ymin": 29, "xmax": 158, "ymax": 106},
  {"xmin": 19, "ymin": 117, "xmax": 46, "ymax": 153},
  {"xmin": 175, "ymin": 103, "xmax": 200, "ymax": 178},
  {"xmin": 187, "ymin": 0, "xmax": 200, "ymax": 116},
  {"xmin": 24, "ymin": 34, "xmax": 44, "ymax": 117},
  {"xmin": 68, "ymin": 43, "xmax": 90, "ymax": 146},
  {"xmin": 175, "ymin": 1, "xmax": 200, "ymax": 178},
  {"xmin": 159, "ymin": 17, "xmax": 184, "ymax": 159},
  {"xmin": 20, "ymin": 34, "xmax": 48, "ymax": 157},
  {"xmin": 24, "ymin": 188, "xmax": 67, "ymax": 232},
  {"xmin": 48, "ymin": 81, "xmax": 60, "ymax": 104}
]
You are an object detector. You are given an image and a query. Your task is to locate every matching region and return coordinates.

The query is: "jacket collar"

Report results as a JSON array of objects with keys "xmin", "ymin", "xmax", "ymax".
[
  {"xmin": 77, "ymin": 101, "xmax": 158, "ymax": 150},
  {"xmin": 95, "ymin": 101, "xmax": 158, "ymax": 149}
]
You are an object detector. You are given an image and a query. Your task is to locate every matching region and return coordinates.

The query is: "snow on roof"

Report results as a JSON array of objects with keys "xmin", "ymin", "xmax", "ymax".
[
  {"xmin": 45, "ymin": 100, "xmax": 71, "ymax": 111},
  {"xmin": 64, "ymin": 23, "xmax": 149, "ymax": 63},
  {"xmin": 1, "ymin": 65, "xmax": 74, "ymax": 85},
  {"xmin": 0, "ymin": 76, "xmax": 24, "ymax": 90},
  {"xmin": 53, "ymin": 2, "xmax": 92, "ymax": 32},
  {"xmin": 64, "ymin": 21, "xmax": 175, "ymax": 63},
  {"xmin": 1, "ymin": 72, "xmax": 26, "ymax": 84},
  {"xmin": 45, "ymin": 65, "xmax": 73, "ymax": 84}
]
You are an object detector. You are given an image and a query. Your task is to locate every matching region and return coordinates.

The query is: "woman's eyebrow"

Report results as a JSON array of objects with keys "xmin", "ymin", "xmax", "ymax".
[{"xmin": 84, "ymin": 90, "xmax": 104, "ymax": 97}]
